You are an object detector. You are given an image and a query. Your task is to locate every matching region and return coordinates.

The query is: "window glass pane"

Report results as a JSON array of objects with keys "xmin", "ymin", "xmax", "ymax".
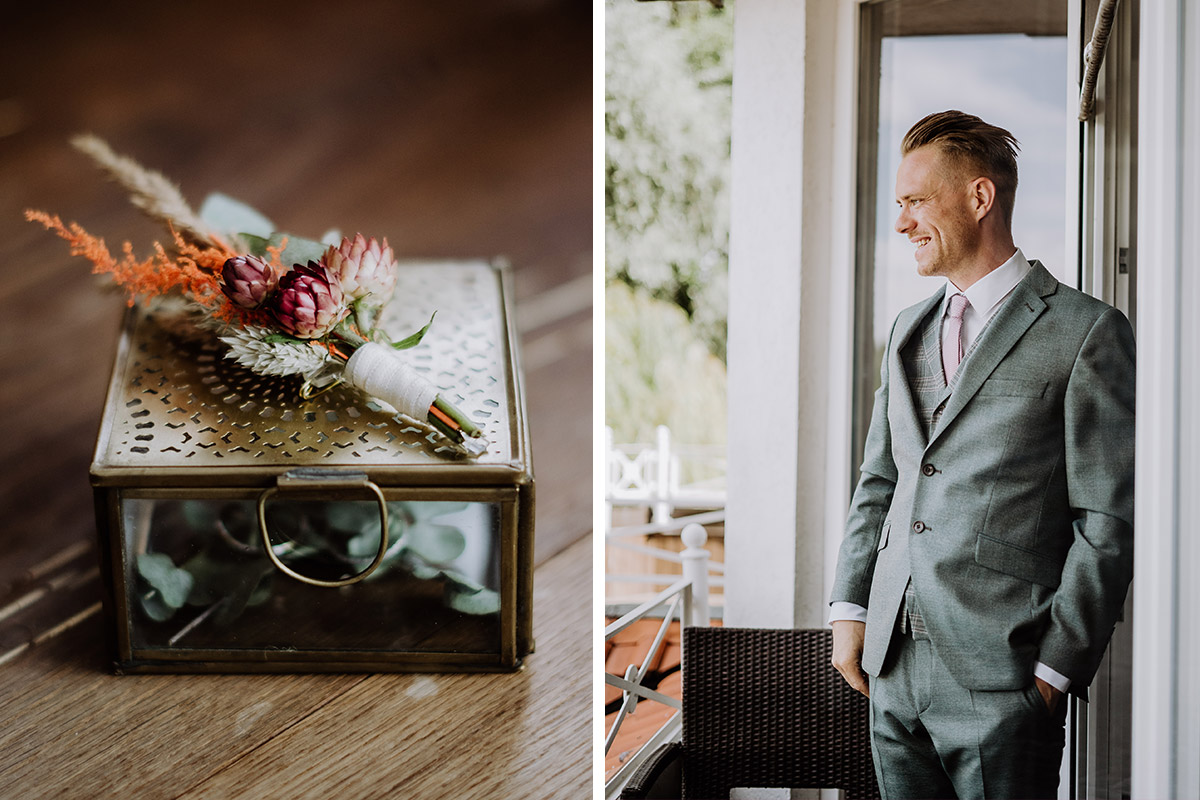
[
  {"xmin": 122, "ymin": 497, "xmax": 501, "ymax": 654},
  {"xmin": 872, "ymin": 33, "xmax": 1069, "ymax": 358}
]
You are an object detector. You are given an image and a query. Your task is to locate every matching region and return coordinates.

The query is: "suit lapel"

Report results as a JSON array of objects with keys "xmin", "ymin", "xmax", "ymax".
[
  {"xmin": 927, "ymin": 262, "xmax": 1057, "ymax": 448},
  {"xmin": 891, "ymin": 289, "xmax": 945, "ymax": 448}
]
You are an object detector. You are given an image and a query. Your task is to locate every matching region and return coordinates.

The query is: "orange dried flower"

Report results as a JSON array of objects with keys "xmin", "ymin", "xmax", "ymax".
[
  {"xmin": 25, "ymin": 209, "xmax": 236, "ymax": 311},
  {"xmin": 265, "ymin": 236, "xmax": 289, "ymax": 269}
]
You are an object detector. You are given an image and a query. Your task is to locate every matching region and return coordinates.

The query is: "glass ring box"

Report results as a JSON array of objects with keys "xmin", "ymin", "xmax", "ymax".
[{"xmin": 90, "ymin": 260, "xmax": 534, "ymax": 673}]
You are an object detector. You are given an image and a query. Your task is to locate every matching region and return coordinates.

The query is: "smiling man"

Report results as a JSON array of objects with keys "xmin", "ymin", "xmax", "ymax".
[{"xmin": 828, "ymin": 110, "xmax": 1135, "ymax": 799}]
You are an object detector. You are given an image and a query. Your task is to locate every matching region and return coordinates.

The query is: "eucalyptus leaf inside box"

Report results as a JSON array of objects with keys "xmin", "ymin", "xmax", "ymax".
[{"xmin": 90, "ymin": 260, "xmax": 534, "ymax": 673}]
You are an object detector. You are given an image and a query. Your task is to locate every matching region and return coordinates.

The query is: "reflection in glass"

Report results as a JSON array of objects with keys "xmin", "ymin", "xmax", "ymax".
[{"xmin": 122, "ymin": 497, "xmax": 501, "ymax": 654}]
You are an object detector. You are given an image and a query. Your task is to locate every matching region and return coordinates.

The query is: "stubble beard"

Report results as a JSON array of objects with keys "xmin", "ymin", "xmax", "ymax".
[{"xmin": 913, "ymin": 238, "xmax": 947, "ymax": 278}]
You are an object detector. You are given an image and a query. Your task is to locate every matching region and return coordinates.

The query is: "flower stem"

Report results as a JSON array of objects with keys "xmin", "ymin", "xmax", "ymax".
[
  {"xmin": 353, "ymin": 302, "xmax": 380, "ymax": 337},
  {"xmin": 331, "ymin": 319, "xmax": 369, "ymax": 354},
  {"xmin": 433, "ymin": 396, "xmax": 482, "ymax": 438},
  {"xmin": 428, "ymin": 406, "xmax": 464, "ymax": 443}
]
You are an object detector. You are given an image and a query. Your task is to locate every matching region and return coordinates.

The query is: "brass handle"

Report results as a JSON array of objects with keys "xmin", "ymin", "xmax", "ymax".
[{"xmin": 256, "ymin": 472, "xmax": 389, "ymax": 588}]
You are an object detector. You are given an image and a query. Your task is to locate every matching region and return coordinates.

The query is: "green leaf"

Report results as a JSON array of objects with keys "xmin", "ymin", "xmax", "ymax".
[
  {"xmin": 261, "ymin": 333, "xmax": 307, "ymax": 346},
  {"xmin": 346, "ymin": 522, "xmax": 384, "ymax": 559},
  {"xmin": 242, "ymin": 233, "xmax": 271, "ymax": 258},
  {"xmin": 140, "ymin": 592, "xmax": 177, "ymax": 623},
  {"xmin": 263, "ymin": 504, "xmax": 329, "ymax": 552},
  {"xmin": 179, "ymin": 550, "xmax": 274, "ymax": 629},
  {"xmin": 409, "ymin": 561, "xmax": 442, "ymax": 581},
  {"xmin": 240, "ymin": 232, "xmax": 330, "ymax": 266},
  {"xmin": 442, "ymin": 569, "xmax": 486, "ymax": 594},
  {"xmin": 247, "ymin": 577, "xmax": 274, "ymax": 608},
  {"xmin": 329, "ymin": 502, "xmax": 388, "ymax": 560},
  {"xmin": 136, "ymin": 553, "xmax": 194, "ymax": 609},
  {"xmin": 407, "ymin": 523, "xmax": 466, "ymax": 564},
  {"xmin": 404, "ymin": 501, "xmax": 470, "ymax": 522},
  {"xmin": 180, "ymin": 501, "xmax": 218, "ymax": 532},
  {"xmin": 446, "ymin": 585, "xmax": 501, "ymax": 616},
  {"xmin": 273, "ymin": 232, "xmax": 329, "ymax": 266},
  {"xmin": 215, "ymin": 569, "xmax": 274, "ymax": 626},
  {"xmin": 199, "ymin": 192, "xmax": 275, "ymax": 241},
  {"xmin": 389, "ymin": 313, "xmax": 437, "ymax": 350},
  {"xmin": 326, "ymin": 502, "xmax": 378, "ymax": 532}
]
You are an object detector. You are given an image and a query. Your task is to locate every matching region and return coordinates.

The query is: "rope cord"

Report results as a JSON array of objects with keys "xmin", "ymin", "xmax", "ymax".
[{"xmin": 1079, "ymin": 0, "xmax": 1121, "ymax": 121}]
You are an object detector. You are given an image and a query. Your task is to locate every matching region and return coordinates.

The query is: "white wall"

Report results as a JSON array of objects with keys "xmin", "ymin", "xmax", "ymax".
[
  {"xmin": 725, "ymin": 0, "xmax": 858, "ymax": 629},
  {"xmin": 1131, "ymin": 1, "xmax": 1200, "ymax": 797}
]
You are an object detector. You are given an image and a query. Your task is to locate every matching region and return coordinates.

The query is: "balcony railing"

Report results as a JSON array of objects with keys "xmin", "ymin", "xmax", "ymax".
[
  {"xmin": 605, "ymin": 425, "xmax": 726, "ymax": 529},
  {"xmin": 605, "ymin": 424, "xmax": 725, "ymax": 607},
  {"xmin": 605, "ymin": 426, "xmax": 725, "ymax": 797},
  {"xmin": 604, "ymin": 524, "xmax": 712, "ymax": 799}
]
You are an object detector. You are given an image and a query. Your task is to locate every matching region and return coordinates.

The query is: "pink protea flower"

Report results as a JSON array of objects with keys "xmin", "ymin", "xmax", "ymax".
[
  {"xmin": 271, "ymin": 262, "xmax": 348, "ymax": 339},
  {"xmin": 324, "ymin": 234, "xmax": 398, "ymax": 306},
  {"xmin": 220, "ymin": 255, "xmax": 277, "ymax": 309}
]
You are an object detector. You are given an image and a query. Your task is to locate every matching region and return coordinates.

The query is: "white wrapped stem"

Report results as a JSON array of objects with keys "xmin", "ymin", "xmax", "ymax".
[{"xmin": 342, "ymin": 343, "xmax": 439, "ymax": 420}]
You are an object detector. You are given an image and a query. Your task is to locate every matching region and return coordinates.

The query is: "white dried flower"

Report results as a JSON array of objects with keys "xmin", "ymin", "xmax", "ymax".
[
  {"xmin": 219, "ymin": 325, "xmax": 334, "ymax": 380},
  {"xmin": 324, "ymin": 234, "xmax": 398, "ymax": 307}
]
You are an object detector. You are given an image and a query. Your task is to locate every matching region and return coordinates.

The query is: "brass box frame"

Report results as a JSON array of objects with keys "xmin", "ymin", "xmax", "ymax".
[{"xmin": 90, "ymin": 261, "xmax": 534, "ymax": 673}]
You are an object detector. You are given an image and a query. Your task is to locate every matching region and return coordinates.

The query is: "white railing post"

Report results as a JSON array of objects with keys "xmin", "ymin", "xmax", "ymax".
[
  {"xmin": 680, "ymin": 523, "xmax": 710, "ymax": 627},
  {"xmin": 605, "ymin": 425, "xmax": 615, "ymax": 532},
  {"xmin": 653, "ymin": 424, "xmax": 672, "ymax": 524}
]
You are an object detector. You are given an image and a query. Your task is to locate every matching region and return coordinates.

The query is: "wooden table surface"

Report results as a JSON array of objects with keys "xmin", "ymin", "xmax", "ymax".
[{"xmin": 0, "ymin": 3, "xmax": 592, "ymax": 797}]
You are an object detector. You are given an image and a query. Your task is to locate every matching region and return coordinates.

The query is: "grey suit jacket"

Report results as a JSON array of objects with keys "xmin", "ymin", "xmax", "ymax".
[{"xmin": 830, "ymin": 262, "xmax": 1135, "ymax": 692}]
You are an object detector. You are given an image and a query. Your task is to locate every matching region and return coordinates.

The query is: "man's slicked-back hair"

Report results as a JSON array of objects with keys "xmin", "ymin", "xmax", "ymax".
[{"xmin": 902, "ymin": 110, "xmax": 1021, "ymax": 227}]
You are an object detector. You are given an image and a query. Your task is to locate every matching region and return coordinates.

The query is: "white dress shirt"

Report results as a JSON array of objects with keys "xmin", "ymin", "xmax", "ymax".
[
  {"xmin": 830, "ymin": 249, "xmax": 1071, "ymax": 693},
  {"xmin": 940, "ymin": 248, "xmax": 1031, "ymax": 356}
]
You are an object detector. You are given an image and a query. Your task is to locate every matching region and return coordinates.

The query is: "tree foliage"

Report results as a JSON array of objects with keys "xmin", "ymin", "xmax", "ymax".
[
  {"xmin": 605, "ymin": 283, "xmax": 727, "ymax": 448},
  {"xmin": 605, "ymin": 0, "xmax": 733, "ymax": 360}
]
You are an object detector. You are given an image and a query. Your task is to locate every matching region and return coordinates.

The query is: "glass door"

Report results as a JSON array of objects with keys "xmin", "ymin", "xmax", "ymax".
[
  {"xmin": 1070, "ymin": 0, "xmax": 1138, "ymax": 797},
  {"xmin": 851, "ymin": 0, "xmax": 1070, "ymax": 470},
  {"xmin": 852, "ymin": 1, "xmax": 1140, "ymax": 796}
]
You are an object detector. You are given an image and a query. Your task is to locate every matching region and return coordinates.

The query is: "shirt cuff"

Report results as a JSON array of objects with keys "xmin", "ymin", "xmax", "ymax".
[
  {"xmin": 1034, "ymin": 662, "xmax": 1072, "ymax": 693},
  {"xmin": 829, "ymin": 601, "xmax": 868, "ymax": 624}
]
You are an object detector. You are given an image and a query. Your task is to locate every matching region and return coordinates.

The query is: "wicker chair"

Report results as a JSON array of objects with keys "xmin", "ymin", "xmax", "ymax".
[{"xmin": 618, "ymin": 627, "xmax": 880, "ymax": 800}]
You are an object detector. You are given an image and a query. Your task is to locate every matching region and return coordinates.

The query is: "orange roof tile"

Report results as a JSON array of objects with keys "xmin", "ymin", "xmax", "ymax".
[{"xmin": 604, "ymin": 619, "xmax": 721, "ymax": 783}]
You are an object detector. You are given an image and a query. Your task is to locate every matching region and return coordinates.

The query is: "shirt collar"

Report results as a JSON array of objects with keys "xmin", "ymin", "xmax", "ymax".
[{"xmin": 942, "ymin": 249, "xmax": 1032, "ymax": 319}]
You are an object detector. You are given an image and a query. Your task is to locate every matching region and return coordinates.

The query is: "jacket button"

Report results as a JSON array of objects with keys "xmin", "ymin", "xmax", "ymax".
[
  {"xmin": 922, "ymin": 463, "xmax": 936, "ymax": 476},
  {"xmin": 912, "ymin": 521, "xmax": 926, "ymax": 534}
]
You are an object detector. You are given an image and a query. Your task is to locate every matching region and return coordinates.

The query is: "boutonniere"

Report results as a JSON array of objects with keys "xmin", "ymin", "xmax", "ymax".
[{"xmin": 26, "ymin": 135, "xmax": 486, "ymax": 456}]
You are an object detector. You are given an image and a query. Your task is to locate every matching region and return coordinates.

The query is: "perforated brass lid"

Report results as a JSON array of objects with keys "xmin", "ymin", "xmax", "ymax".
[{"xmin": 91, "ymin": 260, "xmax": 530, "ymax": 488}]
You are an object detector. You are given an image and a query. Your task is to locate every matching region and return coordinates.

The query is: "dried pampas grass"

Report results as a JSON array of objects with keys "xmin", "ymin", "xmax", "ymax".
[{"xmin": 70, "ymin": 134, "xmax": 247, "ymax": 254}]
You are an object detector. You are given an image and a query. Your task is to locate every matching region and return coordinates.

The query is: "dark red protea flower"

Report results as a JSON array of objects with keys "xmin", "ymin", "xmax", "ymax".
[
  {"xmin": 271, "ymin": 261, "xmax": 348, "ymax": 339},
  {"xmin": 220, "ymin": 255, "xmax": 278, "ymax": 309}
]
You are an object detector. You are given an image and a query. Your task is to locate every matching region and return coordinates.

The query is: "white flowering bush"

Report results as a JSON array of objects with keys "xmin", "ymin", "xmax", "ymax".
[
  {"xmin": 605, "ymin": 0, "xmax": 732, "ymax": 360},
  {"xmin": 605, "ymin": 283, "xmax": 727, "ymax": 453}
]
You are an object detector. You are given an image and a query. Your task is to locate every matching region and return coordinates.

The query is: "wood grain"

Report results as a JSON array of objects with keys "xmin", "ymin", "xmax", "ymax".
[
  {"xmin": 0, "ymin": 621, "xmax": 367, "ymax": 800},
  {"xmin": 0, "ymin": 2, "xmax": 592, "ymax": 796},
  {"xmin": 174, "ymin": 535, "xmax": 591, "ymax": 800},
  {"xmin": 0, "ymin": 536, "xmax": 589, "ymax": 800}
]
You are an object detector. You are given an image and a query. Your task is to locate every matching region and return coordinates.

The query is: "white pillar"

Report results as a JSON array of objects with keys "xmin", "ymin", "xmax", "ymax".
[
  {"xmin": 1132, "ymin": 1, "xmax": 1200, "ymax": 797},
  {"xmin": 680, "ymin": 523, "xmax": 711, "ymax": 627},
  {"xmin": 604, "ymin": 426, "xmax": 614, "ymax": 532},
  {"xmin": 652, "ymin": 425, "xmax": 672, "ymax": 524},
  {"xmin": 725, "ymin": 0, "xmax": 857, "ymax": 629}
]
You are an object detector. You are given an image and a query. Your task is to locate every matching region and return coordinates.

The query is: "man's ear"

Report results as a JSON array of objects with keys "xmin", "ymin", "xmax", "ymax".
[{"xmin": 969, "ymin": 176, "xmax": 997, "ymax": 221}]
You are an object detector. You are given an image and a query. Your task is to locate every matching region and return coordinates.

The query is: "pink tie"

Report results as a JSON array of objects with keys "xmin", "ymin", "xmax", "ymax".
[{"xmin": 942, "ymin": 293, "xmax": 970, "ymax": 384}]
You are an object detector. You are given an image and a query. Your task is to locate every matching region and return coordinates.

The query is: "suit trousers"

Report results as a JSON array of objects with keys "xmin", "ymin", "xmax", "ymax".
[{"xmin": 868, "ymin": 628, "xmax": 1068, "ymax": 799}]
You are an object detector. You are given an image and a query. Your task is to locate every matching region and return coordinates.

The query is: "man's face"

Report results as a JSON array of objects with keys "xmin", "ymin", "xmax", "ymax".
[{"xmin": 893, "ymin": 145, "xmax": 980, "ymax": 282}]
